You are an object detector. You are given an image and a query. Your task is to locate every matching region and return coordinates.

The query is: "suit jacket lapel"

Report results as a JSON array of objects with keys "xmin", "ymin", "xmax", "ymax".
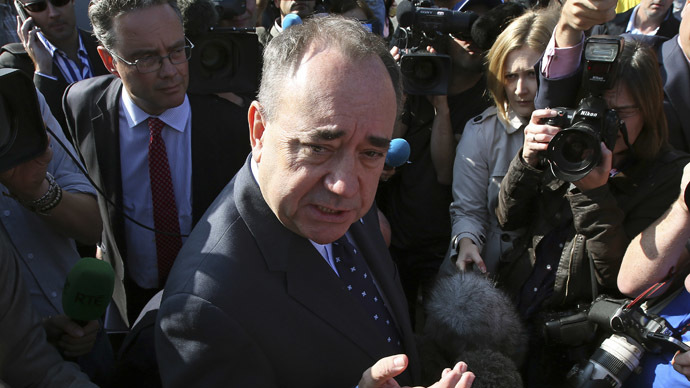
[
  {"xmin": 234, "ymin": 159, "xmax": 396, "ymax": 361},
  {"xmin": 92, "ymin": 79, "xmax": 127, "ymax": 258}
]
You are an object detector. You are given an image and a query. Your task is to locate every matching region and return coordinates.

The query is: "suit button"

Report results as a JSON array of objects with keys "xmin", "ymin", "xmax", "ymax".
[{"xmin": 501, "ymin": 233, "xmax": 511, "ymax": 242}]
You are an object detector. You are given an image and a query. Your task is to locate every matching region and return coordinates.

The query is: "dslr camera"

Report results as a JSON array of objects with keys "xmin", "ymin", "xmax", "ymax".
[
  {"xmin": 540, "ymin": 36, "xmax": 626, "ymax": 182},
  {"xmin": 395, "ymin": 0, "xmax": 477, "ymax": 95},
  {"xmin": 544, "ymin": 295, "xmax": 689, "ymax": 388}
]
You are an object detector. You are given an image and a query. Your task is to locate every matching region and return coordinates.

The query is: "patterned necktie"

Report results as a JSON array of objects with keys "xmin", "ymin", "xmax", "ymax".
[
  {"xmin": 147, "ymin": 117, "xmax": 182, "ymax": 286},
  {"xmin": 331, "ymin": 237, "xmax": 402, "ymax": 350}
]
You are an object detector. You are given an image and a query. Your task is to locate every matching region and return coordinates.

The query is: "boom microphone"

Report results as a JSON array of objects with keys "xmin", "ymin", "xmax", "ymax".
[
  {"xmin": 385, "ymin": 138, "xmax": 411, "ymax": 169},
  {"xmin": 62, "ymin": 257, "xmax": 115, "ymax": 324}
]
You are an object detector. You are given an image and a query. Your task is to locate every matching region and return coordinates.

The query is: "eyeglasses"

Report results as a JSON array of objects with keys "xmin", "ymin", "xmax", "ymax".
[
  {"xmin": 109, "ymin": 38, "xmax": 194, "ymax": 74},
  {"xmin": 612, "ymin": 105, "xmax": 639, "ymax": 119},
  {"xmin": 19, "ymin": 0, "xmax": 71, "ymax": 13}
]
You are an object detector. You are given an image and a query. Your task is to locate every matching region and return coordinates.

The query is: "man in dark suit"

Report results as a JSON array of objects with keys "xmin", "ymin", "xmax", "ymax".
[
  {"xmin": 63, "ymin": 0, "xmax": 249, "ymax": 327},
  {"xmin": 0, "ymin": 0, "xmax": 108, "ymax": 133},
  {"xmin": 155, "ymin": 15, "xmax": 475, "ymax": 388},
  {"xmin": 536, "ymin": 0, "xmax": 690, "ymax": 153},
  {"xmin": 591, "ymin": 0, "xmax": 679, "ymax": 38}
]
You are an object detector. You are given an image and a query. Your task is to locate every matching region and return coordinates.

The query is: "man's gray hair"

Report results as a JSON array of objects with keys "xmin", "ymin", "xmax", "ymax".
[
  {"xmin": 257, "ymin": 15, "xmax": 402, "ymax": 122},
  {"xmin": 89, "ymin": 0, "xmax": 183, "ymax": 51}
]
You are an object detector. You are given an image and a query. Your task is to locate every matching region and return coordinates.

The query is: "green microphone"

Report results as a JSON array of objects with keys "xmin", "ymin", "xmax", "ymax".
[{"xmin": 62, "ymin": 257, "xmax": 115, "ymax": 324}]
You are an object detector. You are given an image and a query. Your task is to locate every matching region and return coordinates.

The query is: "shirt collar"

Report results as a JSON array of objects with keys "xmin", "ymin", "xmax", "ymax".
[
  {"xmin": 37, "ymin": 30, "xmax": 87, "ymax": 59},
  {"xmin": 121, "ymin": 90, "xmax": 190, "ymax": 133},
  {"xmin": 626, "ymin": 5, "xmax": 665, "ymax": 35},
  {"xmin": 505, "ymin": 108, "xmax": 527, "ymax": 134}
]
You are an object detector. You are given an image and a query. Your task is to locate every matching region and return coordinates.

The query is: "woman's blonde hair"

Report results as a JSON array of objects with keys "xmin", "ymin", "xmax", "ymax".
[{"xmin": 485, "ymin": 9, "xmax": 557, "ymax": 124}]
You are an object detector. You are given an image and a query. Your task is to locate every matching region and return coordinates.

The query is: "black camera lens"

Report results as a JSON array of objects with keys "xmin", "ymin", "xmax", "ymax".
[
  {"xmin": 560, "ymin": 131, "xmax": 595, "ymax": 164},
  {"xmin": 546, "ymin": 125, "xmax": 601, "ymax": 182},
  {"xmin": 399, "ymin": 53, "xmax": 450, "ymax": 95},
  {"xmin": 199, "ymin": 41, "xmax": 232, "ymax": 73}
]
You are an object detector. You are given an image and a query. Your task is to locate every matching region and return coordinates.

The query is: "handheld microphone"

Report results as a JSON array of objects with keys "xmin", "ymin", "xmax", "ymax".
[
  {"xmin": 385, "ymin": 138, "xmax": 411, "ymax": 169},
  {"xmin": 62, "ymin": 257, "xmax": 115, "ymax": 324},
  {"xmin": 282, "ymin": 13, "xmax": 303, "ymax": 30}
]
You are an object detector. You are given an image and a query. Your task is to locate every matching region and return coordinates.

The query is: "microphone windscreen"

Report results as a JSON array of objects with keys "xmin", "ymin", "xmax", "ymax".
[
  {"xmin": 396, "ymin": 0, "xmax": 415, "ymax": 28},
  {"xmin": 62, "ymin": 257, "xmax": 115, "ymax": 322},
  {"xmin": 282, "ymin": 14, "xmax": 303, "ymax": 30},
  {"xmin": 386, "ymin": 138, "xmax": 411, "ymax": 168}
]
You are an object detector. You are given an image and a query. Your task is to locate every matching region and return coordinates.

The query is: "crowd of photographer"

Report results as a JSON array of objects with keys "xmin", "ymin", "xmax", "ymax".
[{"xmin": 2, "ymin": 0, "xmax": 690, "ymax": 385}]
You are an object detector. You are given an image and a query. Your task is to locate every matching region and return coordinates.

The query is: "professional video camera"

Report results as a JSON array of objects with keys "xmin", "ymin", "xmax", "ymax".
[
  {"xmin": 181, "ymin": 0, "xmax": 261, "ymax": 96},
  {"xmin": 540, "ymin": 36, "xmax": 627, "ymax": 182},
  {"xmin": 543, "ymin": 295, "xmax": 689, "ymax": 388},
  {"xmin": 395, "ymin": 0, "xmax": 477, "ymax": 95},
  {"xmin": 0, "ymin": 69, "xmax": 47, "ymax": 172},
  {"xmin": 187, "ymin": 26, "xmax": 261, "ymax": 96}
]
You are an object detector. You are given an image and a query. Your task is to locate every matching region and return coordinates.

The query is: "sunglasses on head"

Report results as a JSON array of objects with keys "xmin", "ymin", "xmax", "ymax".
[{"xmin": 20, "ymin": 0, "xmax": 70, "ymax": 13}]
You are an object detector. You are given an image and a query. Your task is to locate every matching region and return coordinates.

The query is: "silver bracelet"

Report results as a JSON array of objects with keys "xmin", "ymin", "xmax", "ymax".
[{"xmin": 13, "ymin": 172, "xmax": 63, "ymax": 215}]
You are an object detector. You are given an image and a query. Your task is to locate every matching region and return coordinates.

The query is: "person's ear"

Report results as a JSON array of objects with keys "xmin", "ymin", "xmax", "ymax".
[
  {"xmin": 97, "ymin": 46, "xmax": 120, "ymax": 77},
  {"xmin": 248, "ymin": 101, "xmax": 267, "ymax": 164}
]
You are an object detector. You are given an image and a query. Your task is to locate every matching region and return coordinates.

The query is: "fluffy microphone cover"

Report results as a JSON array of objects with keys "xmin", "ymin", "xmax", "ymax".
[{"xmin": 418, "ymin": 271, "xmax": 527, "ymax": 387}]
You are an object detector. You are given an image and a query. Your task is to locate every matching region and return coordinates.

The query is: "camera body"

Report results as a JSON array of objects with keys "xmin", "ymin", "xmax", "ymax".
[
  {"xmin": 187, "ymin": 26, "xmax": 261, "ymax": 96},
  {"xmin": 395, "ymin": 0, "xmax": 477, "ymax": 95},
  {"xmin": 540, "ymin": 36, "xmax": 626, "ymax": 182},
  {"xmin": 556, "ymin": 296, "xmax": 690, "ymax": 388}
]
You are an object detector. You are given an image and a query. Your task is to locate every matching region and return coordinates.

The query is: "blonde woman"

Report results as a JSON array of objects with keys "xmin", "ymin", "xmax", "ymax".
[{"xmin": 448, "ymin": 9, "xmax": 557, "ymax": 275}]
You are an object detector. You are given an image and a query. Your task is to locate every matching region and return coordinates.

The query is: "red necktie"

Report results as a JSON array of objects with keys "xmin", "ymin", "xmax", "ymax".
[{"xmin": 147, "ymin": 117, "xmax": 182, "ymax": 286}]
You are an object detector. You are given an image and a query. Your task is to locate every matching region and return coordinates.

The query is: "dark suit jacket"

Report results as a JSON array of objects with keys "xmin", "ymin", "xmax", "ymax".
[
  {"xmin": 535, "ymin": 34, "xmax": 690, "ymax": 152},
  {"xmin": 155, "ymin": 157, "xmax": 420, "ymax": 387},
  {"xmin": 63, "ymin": 74, "xmax": 250, "ymax": 324},
  {"xmin": 590, "ymin": 7, "xmax": 680, "ymax": 38},
  {"xmin": 0, "ymin": 29, "xmax": 108, "ymax": 134}
]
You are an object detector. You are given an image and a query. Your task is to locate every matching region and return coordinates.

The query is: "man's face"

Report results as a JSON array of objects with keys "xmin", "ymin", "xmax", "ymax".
[
  {"xmin": 275, "ymin": 0, "xmax": 315, "ymax": 20},
  {"xmin": 219, "ymin": 0, "xmax": 258, "ymax": 28},
  {"xmin": 22, "ymin": 0, "xmax": 77, "ymax": 44},
  {"xmin": 448, "ymin": 3, "xmax": 490, "ymax": 73},
  {"xmin": 102, "ymin": 4, "xmax": 189, "ymax": 116},
  {"xmin": 249, "ymin": 47, "xmax": 397, "ymax": 244},
  {"xmin": 639, "ymin": 0, "xmax": 673, "ymax": 19}
]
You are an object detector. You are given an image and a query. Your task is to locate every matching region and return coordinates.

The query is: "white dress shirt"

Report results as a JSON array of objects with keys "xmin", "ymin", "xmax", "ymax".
[{"xmin": 119, "ymin": 91, "xmax": 193, "ymax": 288}]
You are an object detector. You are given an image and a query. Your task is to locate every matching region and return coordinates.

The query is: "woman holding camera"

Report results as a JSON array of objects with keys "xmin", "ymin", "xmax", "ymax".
[
  {"xmin": 447, "ymin": 9, "xmax": 557, "ymax": 276},
  {"xmin": 496, "ymin": 39, "xmax": 690, "ymax": 385}
]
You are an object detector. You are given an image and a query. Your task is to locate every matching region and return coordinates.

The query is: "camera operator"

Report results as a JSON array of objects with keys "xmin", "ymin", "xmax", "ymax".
[
  {"xmin": 615, "ymin": 162, "xmax": 690, "ymax": 386},
  {"xmin": 495, "ymin": 38, "xmax": 690, "ymax": 386},
  {"xmin": 377, "ymin": 0, "xmax": 501, "ymax": 326},
  {"xmin": 0, "ymin": 86, "xmax": 112, "ymax": 383},
  {"xmin": 258, "ymin": 0, "xmax": 315, "ymax": 44}
]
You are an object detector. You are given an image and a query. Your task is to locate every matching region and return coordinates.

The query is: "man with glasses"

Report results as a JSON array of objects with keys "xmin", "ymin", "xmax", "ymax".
[
  {"xmin": 63, "ymin": 0, "xmax": 249, "ymax": 327},
  {"xmin": 0, "ymin": 0, "xmax": 108, "ymax": 133}
]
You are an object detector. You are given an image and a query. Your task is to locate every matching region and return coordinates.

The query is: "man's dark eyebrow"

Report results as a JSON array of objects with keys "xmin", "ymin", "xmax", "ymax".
[
  {"xmin": 310, "ymin": 129, "xmax": 346, "ymax": 141},
  {"xmin": 127, "ymin": 38, "xmax": 186, "ymax": 59},
  {"xmin": 368, "ymin": 136, "xmax": 391, "ymax": 149},
  {"xmin": 307, "ymin": 130, "xmax": 390, "ymax": 148}
]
